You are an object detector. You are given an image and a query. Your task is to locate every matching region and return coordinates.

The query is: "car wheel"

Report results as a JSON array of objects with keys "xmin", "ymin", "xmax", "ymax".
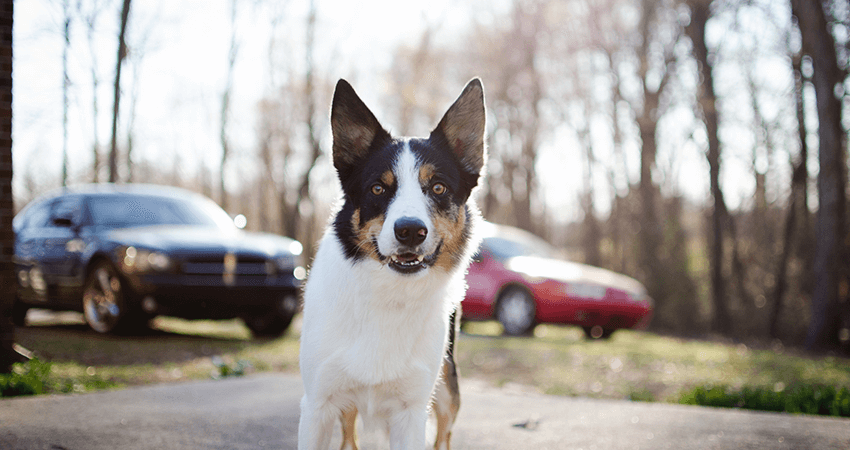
[
  {"xmin": 583, "ymin": 325, "xmax": 615, "ymax": 340},
  {"xmin": 496, "ymin": 286, "xmax": 536, "ymax": 336},
  {"xmin": 82, "ymin": 260, "xmax": 134, "ymax": 334},
  {"xmin": 11, "ymin": 301, "xmax": 28, "ymax": 326},
  {"xmin": 243, "ymin": 310, "xmax": 294, "ymax": 338}
]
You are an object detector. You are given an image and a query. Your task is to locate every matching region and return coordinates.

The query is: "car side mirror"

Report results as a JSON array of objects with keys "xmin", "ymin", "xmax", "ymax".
[
  {"xmin": 52, "ymin": 210, "xmax": 79, "ymax": 230},
  {"xmin": 52, "ymin": 215, "xmax": 74, "ymax": 227}
]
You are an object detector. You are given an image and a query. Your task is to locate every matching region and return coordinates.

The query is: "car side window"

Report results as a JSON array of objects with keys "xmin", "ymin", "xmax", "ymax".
[{"xmin": 50, "ymin": 197, "xmax": 84, "ymax": 228}]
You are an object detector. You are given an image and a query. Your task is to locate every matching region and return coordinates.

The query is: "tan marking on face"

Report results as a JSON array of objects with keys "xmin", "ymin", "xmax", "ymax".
[
  {"xmin": 418, "ymin": 163, "xmax": 436, "ymax": 187},
  {"xmin": 433, "ymin": 204, "xmax": 468, "ymax": 271},
  {"xmin": 350, "ymin": 208, "xmax": 386, "ymax": 263},
  {"xmin": 381, "ymin": 170, "xmax": 395, "ymax": 187}
]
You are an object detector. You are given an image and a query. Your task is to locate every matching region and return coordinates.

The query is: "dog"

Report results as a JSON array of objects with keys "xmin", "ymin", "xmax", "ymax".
[{"xmin": 297, "ymin": 78, "xmax": 487, "ymax": 450}]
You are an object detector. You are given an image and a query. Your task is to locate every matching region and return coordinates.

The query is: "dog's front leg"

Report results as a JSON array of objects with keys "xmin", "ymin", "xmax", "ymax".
[
  {"xmin": 298, "ymin": 395, "xmax": 336, "ymax": 450},
  {"xmin": 388, "ymin": 407, "xmax": 428, "ymax": 450}
]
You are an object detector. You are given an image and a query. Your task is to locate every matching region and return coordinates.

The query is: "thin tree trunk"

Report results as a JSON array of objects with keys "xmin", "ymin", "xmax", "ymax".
[
  {"xmin": 108, "ymin": 0, "xmax": 131, "ymax": 183},
  {"xmin": 288, "ymin": 0, "xmax": 320, "ymax": 243},
  {"xmin": 219, "ymin": 0, "xmax": 238, "ymax": 211},
  {"xmin": 62, "ymin": 0, "xmax": 70, "ymax": 187},
  {"xmin": 770, "ymin": 53, "xmax": 809, "ymax": 339},
  {"xmin": 86, "ymin": 6, "xmax": 101, "ymax": 183},
  {"xmin": 687, "ymin": 0, "xmax": 732, "ymax": 334}
]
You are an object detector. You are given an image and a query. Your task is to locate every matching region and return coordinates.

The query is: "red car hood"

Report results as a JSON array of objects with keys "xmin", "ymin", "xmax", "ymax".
[{"xmin": 505, "ymin": 256, "xmax": 648, "ymax": 297}]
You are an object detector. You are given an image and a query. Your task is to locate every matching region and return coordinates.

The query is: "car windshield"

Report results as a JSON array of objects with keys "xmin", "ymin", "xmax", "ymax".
[
  {"xmin": 484, "ymin": 234, "xmax": 555, "ymax": 260},
  {"xmin": 87, "ymin": 194, "xmax": 236, "ymax": 230}
]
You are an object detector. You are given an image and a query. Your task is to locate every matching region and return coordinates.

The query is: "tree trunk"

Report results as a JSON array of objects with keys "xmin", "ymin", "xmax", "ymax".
[
  {"xmin": 219, "ymin": 0, "xmax": 238, "ymax": 211},
  {"xmin": 792, "ymin": 0, "xmax": 847, "ymax": 352},
  {"xmin": 770, "ymin": 53, "xmax": 810, "ymax": 340},
  {"xmin": 686, "ymin": 0, "xmax": 732, "ymax": 334},
  {"xmin": 62, "ymin": 0, "xmax": 70, "ymax": 187},
  {"xmin": 288, "ymin": 0, "xmax": 321, "ymax": 245},
  {"xmin": 86, "ymin": 6, "xmax": 102, "ymax": 183},
  {"xmin": 108, "ymin": 0, "xmax": 131, "ymax": 183},
  {"xmin": 0, "ymin": 0, "xmax": 16, "ymax": 372}
]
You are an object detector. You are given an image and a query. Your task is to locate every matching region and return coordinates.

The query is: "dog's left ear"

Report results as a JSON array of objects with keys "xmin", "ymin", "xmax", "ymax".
[
  {"xmin": 331, "ymin": 79, "xmax": 390, "ymax": 176},
  {"xmin": 432, "ymin": 78, "xmax": 487, "ymax": 176}
]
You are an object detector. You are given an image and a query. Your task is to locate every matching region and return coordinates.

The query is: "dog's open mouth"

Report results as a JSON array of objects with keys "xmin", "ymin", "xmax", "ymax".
[
  {"xmin": 386, "ymin": 242, "xmax": 442, "ymax": 274},
  {"xmin": 389, "ymin": 252, "xmax": 425, "ymax": 273}
]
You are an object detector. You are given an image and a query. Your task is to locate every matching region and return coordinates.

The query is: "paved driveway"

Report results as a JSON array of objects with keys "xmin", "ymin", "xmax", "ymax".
[{"xmin": 1, "ymin": 373, "xmax": 848, "ymax": 449}]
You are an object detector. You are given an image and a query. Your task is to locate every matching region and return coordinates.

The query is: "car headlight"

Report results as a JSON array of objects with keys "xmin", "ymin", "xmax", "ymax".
[
  {"xmin": 275, "ymin": 254, "xmax": 296, "ymax": 270},
  {"xmin": 273, "ymin": 252, "xmax": 306, "ymax": 281},
  {"xmin": 629, "ymin": 290, "xmax": 653, "ymax": 305},
  {"xmin": 118, "ymin": 246, "xmax": 172, "ymax": 273},
  {"xmin": 565, "ymin": 283, "xmax": 607, "ymax": 300}
]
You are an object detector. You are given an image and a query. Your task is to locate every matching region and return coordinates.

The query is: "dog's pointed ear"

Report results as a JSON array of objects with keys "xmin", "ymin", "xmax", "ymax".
[
  {"xmin": 331, "ymin": 79, "xmax": 389, "ymax": 173},
  {"xmin": 433, "ymin": 78, "xmax": 487, "ymax": 176}
]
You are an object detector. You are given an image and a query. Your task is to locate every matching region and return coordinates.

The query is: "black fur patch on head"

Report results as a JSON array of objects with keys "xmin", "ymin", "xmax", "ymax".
[
  {"xmin": 333, "ymin": 140, "xmax": 405, "ymax": 261},
  {"xmin": 330, "ymin": 78, "xmax": 487, "ymax": 265}
]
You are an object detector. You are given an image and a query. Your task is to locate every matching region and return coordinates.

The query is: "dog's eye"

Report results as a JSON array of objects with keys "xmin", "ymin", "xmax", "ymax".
[
  {"xmin": 371, "ymin": 184, "xmax": 385, "ymax": 196},
  {"xmin": 431, "ymin": 183, "xmax": 447, "ymax": 195}
]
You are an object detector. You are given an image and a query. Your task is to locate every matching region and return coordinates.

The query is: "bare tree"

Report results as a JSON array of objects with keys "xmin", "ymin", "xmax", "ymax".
[
  {"xmin": 770, "ymin": 51, "xmax": 812, "ymax": 339},
  {"xmin": 468, "ymin": 0, "xmax": 545, "ymax": 233},
  {"xmin": 686, "ymin": 0, "xmax": 734, "ymax": 334},
  {"xmin": 285, "ymin": 0, "xmax": 322, "ymax": 243},
  {"xmin": 792, "ymin": 0, "xmax": 847, "ymax": 352},
  {"xmin": 82, "ymin": 0, "xmax": 109, "ymax": 182},
  {"xmin": 219, "ymin": 0, "xmax": 239, "ymax": 210},
  {"xmin": 617, "ymin": 0, "xmax": 681, "ymax": 326},
  {"xmin": 61, "ymin": 0, "xmax": 72, "ymax": 187},
  {"xmin": 108, "ymin": 0, "xmax": 132, "ymax": 183}
]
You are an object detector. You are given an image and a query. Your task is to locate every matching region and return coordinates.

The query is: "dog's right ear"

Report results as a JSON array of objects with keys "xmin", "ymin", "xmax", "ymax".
[{"xmin": 331, "ymin": 79, "xmax": 389, "ymax": 175}]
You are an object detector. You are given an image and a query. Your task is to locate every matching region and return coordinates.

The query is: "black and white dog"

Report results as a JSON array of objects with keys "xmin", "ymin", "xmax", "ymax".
[{"xmin": 298, "ymin": 78, "xmax": 487, "ymax": 449}]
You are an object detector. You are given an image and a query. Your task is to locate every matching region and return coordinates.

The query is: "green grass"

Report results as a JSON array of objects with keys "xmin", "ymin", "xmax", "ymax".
[
  {"xmin": 8, "ymin": 313, "xmax": 850, "ymax": 418},
  {"xmin": 457, "ymin": 322, "xmax": 850, "ymax": 405},
  {"xmin": 1, "ymin": 357, "xmax": 118, "ymax": 396},
  {"xmin": 679, "ymin": 384, "xmax": 850, "ymax": 417}
]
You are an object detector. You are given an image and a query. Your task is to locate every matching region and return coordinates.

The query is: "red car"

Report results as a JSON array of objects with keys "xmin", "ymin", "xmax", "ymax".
[{"xmin": 463, "ymin": 222, "xmax": 653, "ymax": 338}]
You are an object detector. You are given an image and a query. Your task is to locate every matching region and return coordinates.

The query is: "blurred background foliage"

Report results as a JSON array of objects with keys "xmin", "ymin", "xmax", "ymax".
[{"xmin": 11, "ymin": 0, "xmax": 850, "ymax": 352}]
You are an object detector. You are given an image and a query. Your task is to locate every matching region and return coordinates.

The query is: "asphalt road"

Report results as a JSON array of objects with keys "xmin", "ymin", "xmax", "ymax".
[{"xmin": 1, "ymin": 372, "xmax": 848, "ymax": 450}]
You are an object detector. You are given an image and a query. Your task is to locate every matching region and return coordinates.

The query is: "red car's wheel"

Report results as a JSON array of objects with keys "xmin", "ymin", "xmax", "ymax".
[
  {"xmin": 496, "ymin": 286, "xmax": 536, "ymax": 336},
  {"xmin": 583, "ymin": 325, "xmax": 615, "ymax": 340}
]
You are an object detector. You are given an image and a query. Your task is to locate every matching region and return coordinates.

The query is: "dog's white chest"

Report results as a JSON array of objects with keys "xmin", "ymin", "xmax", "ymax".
[{"xmin": 300, "ymin": 231, "xmax": 462, "ymax": 388}]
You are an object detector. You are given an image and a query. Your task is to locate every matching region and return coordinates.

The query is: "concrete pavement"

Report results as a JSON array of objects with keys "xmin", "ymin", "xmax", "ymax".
[{"xmin": 1, "ymin": 372, "xmax": 848, "ymax": 449}]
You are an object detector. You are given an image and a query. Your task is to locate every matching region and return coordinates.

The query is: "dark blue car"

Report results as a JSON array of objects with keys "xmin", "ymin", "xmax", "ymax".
[{"xmin": 12, "ymin": 184, "xmax": 305, "ymax": 337}]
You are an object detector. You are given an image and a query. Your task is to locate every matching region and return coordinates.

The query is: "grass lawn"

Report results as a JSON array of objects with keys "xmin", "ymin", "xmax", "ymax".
[{"xmin": 9, "ymin": 311, "xmax": 850, "ymax": 407}]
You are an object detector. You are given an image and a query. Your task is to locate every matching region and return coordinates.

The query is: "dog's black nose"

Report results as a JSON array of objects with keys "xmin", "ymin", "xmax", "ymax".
[{"xmin": 394, "ymin": 217, "xmax": 427, "ymax": 247}]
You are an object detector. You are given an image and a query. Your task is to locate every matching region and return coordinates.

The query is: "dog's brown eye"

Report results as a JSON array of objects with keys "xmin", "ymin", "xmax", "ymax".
[
  {"xmin": 371, "ymin": 184, "xmax": 385, "ymax": 196},
  {"xmin": 432, "ymin": 183, "xmax": 447, "ymax": 195}
]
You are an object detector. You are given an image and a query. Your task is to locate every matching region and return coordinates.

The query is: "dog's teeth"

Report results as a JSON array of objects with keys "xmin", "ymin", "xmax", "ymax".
[{"xmin": 417, "ymin": 255, "xmax": 424, "ymax": 262}]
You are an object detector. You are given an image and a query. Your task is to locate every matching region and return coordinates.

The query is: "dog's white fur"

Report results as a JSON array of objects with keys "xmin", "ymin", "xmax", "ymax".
[
  {"xmin": 299, "ymin": 77, "xmax": 486, "ymax": 450},
  {"xmin": 375, "ymin": 147, "xmax": 439, "ymax": 260},
  {"xmin": 299, "ymin": 147, "xmax": 472, "ymax": 450}
]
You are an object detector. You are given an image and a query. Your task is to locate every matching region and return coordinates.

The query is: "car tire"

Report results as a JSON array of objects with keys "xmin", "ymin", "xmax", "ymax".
[
  {"xmin": 496, "ymin": 286, "xmax": 536, "ymax": 336},
  {"xmin": 11, "ymin": 301, "xmax": 28, "ymax": 326},
  {"xmin": 583, "ymin": 325, "xmax": 615, "ymax": 340},
  {"xmin": 243, "ymin": 310, "xmax": 294, "ymax": 338},
  {"xmin": 82, "ymin": 260, "xmax": 137, "ymax": 334}
]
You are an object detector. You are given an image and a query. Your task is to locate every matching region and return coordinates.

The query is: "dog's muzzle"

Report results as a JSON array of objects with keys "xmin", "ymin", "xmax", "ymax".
[{"xmin": 385, "ymin": 217, "xmax": 439, "ymax": 274}]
